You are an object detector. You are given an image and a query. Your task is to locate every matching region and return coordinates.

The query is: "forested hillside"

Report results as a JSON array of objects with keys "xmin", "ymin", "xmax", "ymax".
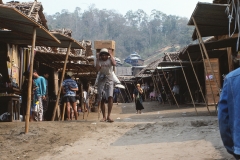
[{"xmin": 45, "ymin": 5, "xmax": 194, "ymax": 62}]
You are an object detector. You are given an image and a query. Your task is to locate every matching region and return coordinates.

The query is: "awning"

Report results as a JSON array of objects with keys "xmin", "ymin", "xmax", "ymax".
[
  {"xmin": 179, "ymin": 37, "xmax": 234, "ymax": 60},
  {"xmin": 51, "ymin": 32, "xmax": 85, "ymax": 49},
  {"xmin": 179, "ymin": 50, "xmax": 227, "ymax": 61},
  {"xmin": 188, "ymin": 2, "xmax": 230, "ymax": 40},
  {"xmin": 0, "ymin": 5, "xmax": 60, "ymax": 45},
  {"xmin": 34, "ymin": 52, "xmax": 96, "ymax": 73},
  {"xmin": 34, "ymin": 52, "xmax": 88, "ymax": 62},
  {"xmin": 158, "ymin": 61, "xmax": 202, "ymax": 67},
  {"xmin": 157, "ymin": 66, "xmax": 185, "ymax": 70},
  {"xmin": 0, "ymin": 30, "xmax": 85, "ymax": 49}
]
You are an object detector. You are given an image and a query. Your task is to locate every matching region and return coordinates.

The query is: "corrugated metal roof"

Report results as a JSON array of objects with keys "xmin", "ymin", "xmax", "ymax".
[
  {"xmin": 0, "ymin": 5, "xmax": 60, "ymax": 44},
  {"xmin": 188, "ymin": 2, "xmax": 230, "ymax": 40}
]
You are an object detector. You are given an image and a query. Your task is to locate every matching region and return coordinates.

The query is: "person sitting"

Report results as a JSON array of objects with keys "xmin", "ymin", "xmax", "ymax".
[
  {"xmin": 172, "ymin": 81, "xmax": 180, "ymax": 104},
  {"xmin": 150, "ymin": 91, "xmax": 156, "ymax": 101}
]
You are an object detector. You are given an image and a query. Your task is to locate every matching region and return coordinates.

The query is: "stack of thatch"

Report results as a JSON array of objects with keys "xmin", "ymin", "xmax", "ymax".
[{"xmin": 5, "ymin": 1, "xmax": 48, "ymax": 29}]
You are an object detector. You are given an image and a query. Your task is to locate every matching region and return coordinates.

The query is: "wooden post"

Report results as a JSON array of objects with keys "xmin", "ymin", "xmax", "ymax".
[
  {"xmin": 192, "ymin": 17, "xmax": 220, "ymax": 94},
  {"xmin": 156, "ymin": 69, "xmax": 171, "ymax": 105},
  {"xmin": 160, "ymin": 67, "xmax": 179, "ymax": 108},
  {"xmin": 178, "ymin": 60, "xmax": 198, "ymax": 115},
  {"xmin": 52, "ymin": 41, "xmax": 72, "ymax": 121},
  {"xmin": 187, "ymin": 51, "xmax": 211, "ymax": 115},
  {"xmin": 25, "ymin": 27, "xmax": 37, "ymax": 133}
]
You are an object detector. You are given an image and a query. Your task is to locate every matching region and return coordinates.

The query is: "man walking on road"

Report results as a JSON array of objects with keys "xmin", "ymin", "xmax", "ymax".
[{"xmin": 96, "ymin": 48, "xmax": 116, "ymax": 122}]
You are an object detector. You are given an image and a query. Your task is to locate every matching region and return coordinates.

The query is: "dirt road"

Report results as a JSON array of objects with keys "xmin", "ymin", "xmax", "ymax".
[{"xmin": 0, "ymin": 101, "xmax": 234, "ymax": 160}]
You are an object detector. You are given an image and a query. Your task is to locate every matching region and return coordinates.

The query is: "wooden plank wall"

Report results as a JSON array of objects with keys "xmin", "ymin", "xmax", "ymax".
[{"xmin": 204, "ymin": 58, "xmax": 220, "ymax": 105}]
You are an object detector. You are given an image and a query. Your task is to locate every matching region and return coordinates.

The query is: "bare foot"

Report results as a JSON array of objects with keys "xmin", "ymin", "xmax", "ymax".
[{"xmin": 100, "ymin": 118, "xmax": 106, "ymax": 122}]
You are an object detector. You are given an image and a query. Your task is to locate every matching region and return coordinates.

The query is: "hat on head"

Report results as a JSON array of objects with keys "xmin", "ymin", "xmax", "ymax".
[{"xmin": 99, "ymin": 48, "xmax": 109, "ymax": 56}]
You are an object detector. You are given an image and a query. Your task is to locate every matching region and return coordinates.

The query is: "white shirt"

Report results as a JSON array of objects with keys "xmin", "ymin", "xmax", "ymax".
[
  {"xmin": 83, "ymin": 91, "xmax": 87, "ymax": 99},
  {"xmin": 99, "ymin": 58, "xmax": 113, "ymax": 75},
  {"xmin": 172, "ymin": 85, "xmax": 179, "ymax": 94}
]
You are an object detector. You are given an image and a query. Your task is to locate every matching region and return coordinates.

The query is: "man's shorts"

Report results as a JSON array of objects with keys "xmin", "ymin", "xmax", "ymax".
[{"xmin": 63, "ymin": 96, "xmax": 76, "ymax": 103}]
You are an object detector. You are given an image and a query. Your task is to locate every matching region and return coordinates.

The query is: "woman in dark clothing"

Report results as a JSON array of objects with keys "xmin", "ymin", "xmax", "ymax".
[{"xmin": 133, "ymin": 84, "xmax": 144, "ymax": 114}]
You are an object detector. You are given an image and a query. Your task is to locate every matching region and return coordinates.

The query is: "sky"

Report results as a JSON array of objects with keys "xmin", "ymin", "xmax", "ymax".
[{"xmin": 16, "ymin": 0, "xmax": 213, "ymax": 18}]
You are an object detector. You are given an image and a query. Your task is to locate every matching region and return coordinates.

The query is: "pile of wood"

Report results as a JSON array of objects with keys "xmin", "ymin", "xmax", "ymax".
[
  {"xmin": 50, "ymin": 29, "xmax": 72, "ymax": 37},
  {"xmin": 163, "ymin": 52, "xmax": 180, "ymax": 62},
  {"xmin": 79, "ymin": 40, "xmax": 92, "ymax": 57},
  {"xmin": 35, "ymin": 46, "xmax": 54, "ymax": 53},
  {"xmin": 5, "ymin": 1, "xmax": 48, "ymax": 29}
]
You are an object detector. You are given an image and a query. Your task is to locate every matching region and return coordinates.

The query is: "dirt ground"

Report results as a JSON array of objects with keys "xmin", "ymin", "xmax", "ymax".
[{"xmin": 0, "ymin": 101, "xmax": 235, "ymax": 160}]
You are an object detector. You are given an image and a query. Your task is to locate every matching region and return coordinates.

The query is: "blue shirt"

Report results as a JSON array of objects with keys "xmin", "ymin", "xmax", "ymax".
[
  {"xmin": 34, "ymin": 76, "xmax": 46, "ymax": 97},
  {"xmin": 218, "ymin": 67, "xmax": 240, "ymax": 156},
  {"xmin": 62, "ymin": 78, "xmax": 78, "ymax": 97}
]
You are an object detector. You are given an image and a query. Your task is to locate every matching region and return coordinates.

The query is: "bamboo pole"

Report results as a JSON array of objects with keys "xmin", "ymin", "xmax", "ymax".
[
  {"xmin": 25, "ymin": 27, "xmax": 37, "ymax": 133},
  {"xmin": 119, "ymin": 88, "xmax": 124, "ymax": 103},
  {"xmin": 123, "ymin": 87, "xmax": 129, "ymax": 102},
  {"xmin": 178, "ymin": 60, "xmax": 198, "ymax": 115},
  {"xmin": 98, "ymin": 101, "xmax": 101, "ymax": 120},
  {"xmin": 192, "ymin": 17, "xmax": 220, "ymax": 94},
  {"xmin": 187, "ymin": 51, "xmax": 211, "ymax": 115},
  {"xmin": 151, "ymin": 72, "xmax": 161, "ymax": 101},
  {"xmin": 123, "ymin": 80, "xmax": 132, "ymax": 102},
  {"xmin": 196, "ymin": 32, "xmax": 217, "ymax": 113},
  {"xmin": 52, "ymin": 41, "xmax": 72, "ymax": 121},
  {"xmin": 156, "ymin": 69, "xmax": 171, "ymax": 105},
  {"xmin": 160, "ymin": 67, "xmax": 179, "ymax": 108}
]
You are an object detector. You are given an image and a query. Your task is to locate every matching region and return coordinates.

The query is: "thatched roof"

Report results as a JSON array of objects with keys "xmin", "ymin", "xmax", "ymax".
[
  {"xmin": 162, "ymin": 52, "xmax": 180, "ymax": 62},
  {"xmin": 135, "ymin": 58, "xmax": 163, "ymax": 78}
]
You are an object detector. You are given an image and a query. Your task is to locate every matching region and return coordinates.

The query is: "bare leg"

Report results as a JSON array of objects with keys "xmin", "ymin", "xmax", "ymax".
[
  {"xmin": 71, "ymin": 107, "xmax": 73, "ymax": 120},
  {"xmin": 100, "ymin": 99, "xmax": 106, "ymax": 121},
  {"xmin": 107, "ymin": 97, "xmax": 114, "ymax": 122},
  {"xmin": 72, "ymin": 102, "xmax": 78, "ymax": 120},
  {"xmin": 66, "ymin": 102, "xmax": 71, "ymax": 120}
]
